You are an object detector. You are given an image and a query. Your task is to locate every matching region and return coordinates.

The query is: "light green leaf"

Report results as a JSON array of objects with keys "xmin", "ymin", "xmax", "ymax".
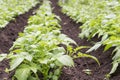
[
  {"xmin": 14, "ymin": 67, "xmax": 30, "ymax": 80},
  {"xmin": 57, "ymin": 55, "xmax": 74, "ymax": 67},
  {"xmin": 12, "ymin": 49, "xmax": 22, "ymax": 53},
  {"xmin": 77, "ymin": 52, "xmax": 100, "ymax": 65},
  {"xmin": 74, "ymin": 46, "xmax": 90, "ymax": 53},
  {"xmin": 101, "ymin": 34, "xmax": 108, "ymax": 41},
  {"xmin": 67, "ymin": 45, "xmax": 73, "ymax": 53},
  {"xmin": 109, "ymin": 62, "xmax": 118, "ymax": 74},
  {"xmin": 86, "ymin": 42, "xmax": 102, "ymax": 53},
  {"xmin": 23, "ymin": 52, "xmax": 33, "ymax": 62},
  {"xmin": 112, "ymin": 50, "xmax": 120, "ymax": 60},
  {"xmin": 9, "ymin": 57, "xmax": 24, "ymax": 71},
  {"xmin": 0, "ymin": 54, "xmax": 7, "ymax": 61},
  {"xmin": 59, "ymin": 34, "xmax": 76, "ymax": 45},
  {"xmin": 29, "ymin": 63, "xmax": 39, "ymax": 74},
  {"xmin": 82, "ymin": 69, "xmax": 92, "ymax": 75},
  {"xmin": 52, "ymin": 47, "xmax": 65, "ymax": 55},
  {"xmin": 28, "ymin": 76, "xmax": 37, "ymax": 80},
  {"xmin": 54, "ymin": 69, "xmax": 61, "ymax": 76},
  {"xmin": 104, "ymin": 44, "xmax": 112, "ymax": 52}
]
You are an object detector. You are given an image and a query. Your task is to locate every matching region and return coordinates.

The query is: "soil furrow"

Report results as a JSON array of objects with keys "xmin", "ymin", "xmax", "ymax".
[{"xmin": 50, "ymin": 0, "xmax": 120, "ymax": 80}]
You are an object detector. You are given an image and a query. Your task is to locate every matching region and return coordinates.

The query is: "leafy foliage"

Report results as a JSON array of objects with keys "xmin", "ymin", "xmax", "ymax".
[
  {"xmin": 0, "ymin": 0, "xmax": 39, "ymax": 28},
  {"xmin": 0, "ymin": 0, "xmax": 99, "ymax": 80},
  {"xmin": 9, "ymin": 1, "xmax": 76, "ymax": 79},
  {"xmin": 59, "ymin": 0, "xmax": 120, "ymax": 75},
  {"xmin": 0, "ymin": 0, "xmax": 75, "ymax": 80}
]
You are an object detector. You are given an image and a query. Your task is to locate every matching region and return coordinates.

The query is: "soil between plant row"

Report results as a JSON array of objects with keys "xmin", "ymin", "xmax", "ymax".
[{"xmin": 0, "ymin": 0, "xmax": 120, "ymax": 80}]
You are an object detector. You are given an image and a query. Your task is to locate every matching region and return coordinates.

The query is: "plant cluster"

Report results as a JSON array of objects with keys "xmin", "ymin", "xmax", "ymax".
[
  {"xmin": 0, "ymin": 0, "xmax": 76, "ymax": 80},
  {"xmin": 0, "ymin": 0, "xmax": 99, "ymax": 80},
  {"xmin": 0, "ymin": 0, "xmax": 39, "ymax": 28},
  {"xmin": 59, "ymin": 0, "xmax": 120, "ymax": 75}
]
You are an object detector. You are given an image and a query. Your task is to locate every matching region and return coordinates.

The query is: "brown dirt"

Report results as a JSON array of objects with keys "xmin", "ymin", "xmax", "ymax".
[
  {"xmin": 50, "ymin": 0, "xmax": 120, "ymax": 80},
  {"xmin": 0, "ymin": 3, "xmax": 40, "ymax": 80}
]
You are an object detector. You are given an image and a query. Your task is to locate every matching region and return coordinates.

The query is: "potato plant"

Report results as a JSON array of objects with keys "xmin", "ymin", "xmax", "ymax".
[
  {"xmin": 59, "ymin": 0, "xmax": 120, "ymax": 76},
  {"xmin": 0, "ymin": 0, "xmax": 39, "ymax": 28},
  {"xmin": 0, "ymin": 0, "xmax": 99, "ymax": 80}
]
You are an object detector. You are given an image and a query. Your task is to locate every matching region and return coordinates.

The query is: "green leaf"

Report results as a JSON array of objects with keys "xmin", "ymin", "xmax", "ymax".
[
  {"xmin": 12, "ymin": 49, "xmax": 22, "ymax": 53},
  {"xmin": 52, "ymin": 75, "xmax": 58, "ymax": 80},
  {"xmin": 74, "ymin": 46, "xmax": 90, "ymax": 53},
  {"xmin": 14, "ymin": 65, "xmax": 30, "ymax": 80},
  {"xmin": 59, "ymin": 34, "xmax": 76, "ymax": 45},
  {"xmin": 82, "ymin": 69, "xmax": 92, "ymax": 75},
  {"xmin": 112, "ymin": 50, "xmax": 120, "ymax": 60},
  {"xmin": 101, "ymin": 34, "xmax": 108, "ymax": 41},
  {"xmin": 57, "ymin": 55, "xmax": 74, "ymax": 67},
  {"xmin": 54, "ymin": 69, "xmax": 61, "ymax": 76},
  {"xmin": 0, "ymin": 54, "xmax": 7, "ymax": 61},
  {"xmin": 9, "ymin": 57, "xmax": 24, "ymax": 71},
  {"xmin": 67, "ymin": 45, "xmax": 73, "ymax": 53},
  {"xmin": 104, "ymin": 44, "xmax": 112, "ymax": 52},
  {"xmin": 109, "ymin": 62, "xmax": 118, "ymax": 74},
  {"xmin": 77, "ymin": 52, "xmax": 100, "ymax": 65},
  {"xmin": 28, "ymin": 76, "xmax": 37, "ymax": 80},
  {"xmin": 29, "ymin": 63, "xmax": 39, "ymax": 74},
  {"xmin": 86, "ymin": 42, "xmax": 102, "ymax": 53},
  {"xmin": 21, "ymin": 52, "xmax": 33, "ymax": 62}
]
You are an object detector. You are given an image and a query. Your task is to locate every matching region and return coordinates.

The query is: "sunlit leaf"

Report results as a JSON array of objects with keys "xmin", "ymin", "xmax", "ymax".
[
  {"xmin": 9, "ymin": 57, "xmax": 24, "ymax": 71},
  {"xmin": 14, "ymin": 66, "xmax": 30, "ymax": 80},
  {"xmin": 87, "ymin": 43, "xmax": 102, "ymax": 53},
  {"xmin": 77, "ymin": 52, "xmax": 100, "ymax": 65},
  {"xmin": 57, "ymin": 55, "xmax": 74, "ymax": 67},
  {"xmin": 0, "ymin": 54, "xmax": 7, "ymax": 61},
  {"xmin": 109, "ymin": 62, "xmax": 118, "ymax": 74}
]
